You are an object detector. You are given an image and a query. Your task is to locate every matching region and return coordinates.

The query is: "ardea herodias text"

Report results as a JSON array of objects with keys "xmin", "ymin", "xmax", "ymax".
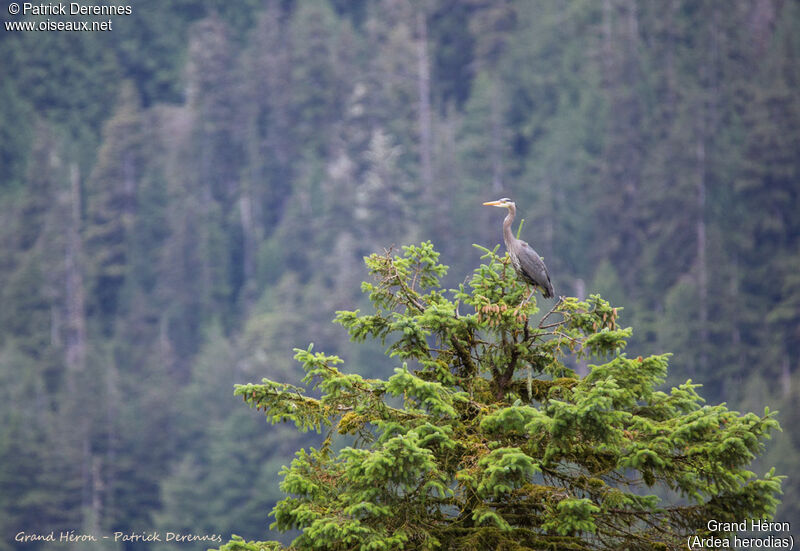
[{"xmin": 483, "ymin": 198, "xmax": 555, "ymax": 299}]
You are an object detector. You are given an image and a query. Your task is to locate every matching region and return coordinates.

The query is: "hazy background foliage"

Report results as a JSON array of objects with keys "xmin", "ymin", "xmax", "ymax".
[{"xmin": 0, "ymin": 0, "xmax": 798, "ymax": 548}]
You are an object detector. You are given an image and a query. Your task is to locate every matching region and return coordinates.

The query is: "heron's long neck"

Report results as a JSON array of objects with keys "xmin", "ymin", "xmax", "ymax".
[{"xmin": 502, "ymin": 206, "xmax": 515, "ymax": 248}]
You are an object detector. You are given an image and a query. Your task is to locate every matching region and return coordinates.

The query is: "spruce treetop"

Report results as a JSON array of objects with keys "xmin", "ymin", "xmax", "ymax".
[{"xmin": 217, "ymin": 242, "xmax": 782, "ymax": 551}]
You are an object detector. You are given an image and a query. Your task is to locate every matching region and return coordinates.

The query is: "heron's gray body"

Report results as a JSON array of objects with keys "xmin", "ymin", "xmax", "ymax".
[
  {"xmin": 508, "ymin": 237, "xmax": 554, "ymax": 298},
  {"xmin": 485, "ymin": 198, "xmax": 555, "ymax": 299}
]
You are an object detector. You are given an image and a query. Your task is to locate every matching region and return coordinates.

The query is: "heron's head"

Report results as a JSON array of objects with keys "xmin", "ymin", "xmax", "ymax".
[{"xmin": 483, "ymin": 198, "xmax": 515, "ymax": 210}]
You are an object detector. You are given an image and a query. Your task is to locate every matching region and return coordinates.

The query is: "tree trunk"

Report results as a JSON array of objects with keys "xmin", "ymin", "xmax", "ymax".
[
  {"xmin": 696, "ymin": 137, "xmax": 708, "ymax": 373},
  {"xmin": 65, "ymin": 163, "xmax": 87, "ymax": 375},
  {"xmin": 239, "ymin": 189, "xmax": 257, "ymax": 308},
  {"xmin": 601, "ymin": 0, "xmax": 614, "ymax": 83},
  {"xmin": 490, "ymin": 80, "xmax": 504, "ymax": 193},
  {"xmin": 416, "ymin": 10, "xmax": 433, "ymax": 193}
]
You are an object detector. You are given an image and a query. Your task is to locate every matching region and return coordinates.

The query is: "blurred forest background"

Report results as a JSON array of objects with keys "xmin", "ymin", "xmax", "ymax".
[{"xmin": 1, "ymin": 0, "xmax": 798, "ymax": 548}]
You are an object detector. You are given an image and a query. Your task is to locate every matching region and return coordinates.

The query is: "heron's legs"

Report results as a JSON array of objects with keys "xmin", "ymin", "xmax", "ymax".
[
  {"xmin": 520, "ymin": 286, "xmax": 535, "ymax": 306},
  {"xmin": 513, "ymin": 286, "xmax": 535, "ymax": 317}
]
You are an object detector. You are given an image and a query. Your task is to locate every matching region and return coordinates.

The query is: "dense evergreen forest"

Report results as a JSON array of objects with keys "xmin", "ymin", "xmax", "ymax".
[{"xmin": 0, "ymin": 0, "xmax": 798, "ymax": 548}]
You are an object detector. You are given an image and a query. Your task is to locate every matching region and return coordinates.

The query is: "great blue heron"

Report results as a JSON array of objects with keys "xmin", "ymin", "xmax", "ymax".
[{"xmin": 483, "ymin": 198, "xmax": 555, "ymax": 299}]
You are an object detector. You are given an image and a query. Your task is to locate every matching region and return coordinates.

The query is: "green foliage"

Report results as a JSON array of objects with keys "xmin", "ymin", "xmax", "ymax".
[
  {"xmin": 0, "ymin": 79, "xmax": 32, "ymax": 188},
  {"xmin": 84, "ymin": 81, "xmax": 143, "ymax": 321},
  {"xmin": 219, "ymin": 244, "xmax": 782, "ymax": 551}
]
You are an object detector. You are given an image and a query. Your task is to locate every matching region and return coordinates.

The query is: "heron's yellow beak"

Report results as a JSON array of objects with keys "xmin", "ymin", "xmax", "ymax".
[{"xmin": 483, "ymin": 200, "xmax": 503, "ymax": 206}]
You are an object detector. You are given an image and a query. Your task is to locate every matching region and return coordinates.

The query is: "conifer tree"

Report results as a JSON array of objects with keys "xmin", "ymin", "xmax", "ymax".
[
  {"xmin": 216, "ymin": 242, "xmax": 782, "ymax": 551},
  {"xmin": 84, "ymin": 81, "xmax": 143, "ymax": 323}
]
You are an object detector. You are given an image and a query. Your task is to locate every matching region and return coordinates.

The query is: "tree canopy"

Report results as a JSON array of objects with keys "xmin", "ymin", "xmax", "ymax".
[{"xmin": 216, "ymin": 243, "xmax": 782, "ymax": 551}]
